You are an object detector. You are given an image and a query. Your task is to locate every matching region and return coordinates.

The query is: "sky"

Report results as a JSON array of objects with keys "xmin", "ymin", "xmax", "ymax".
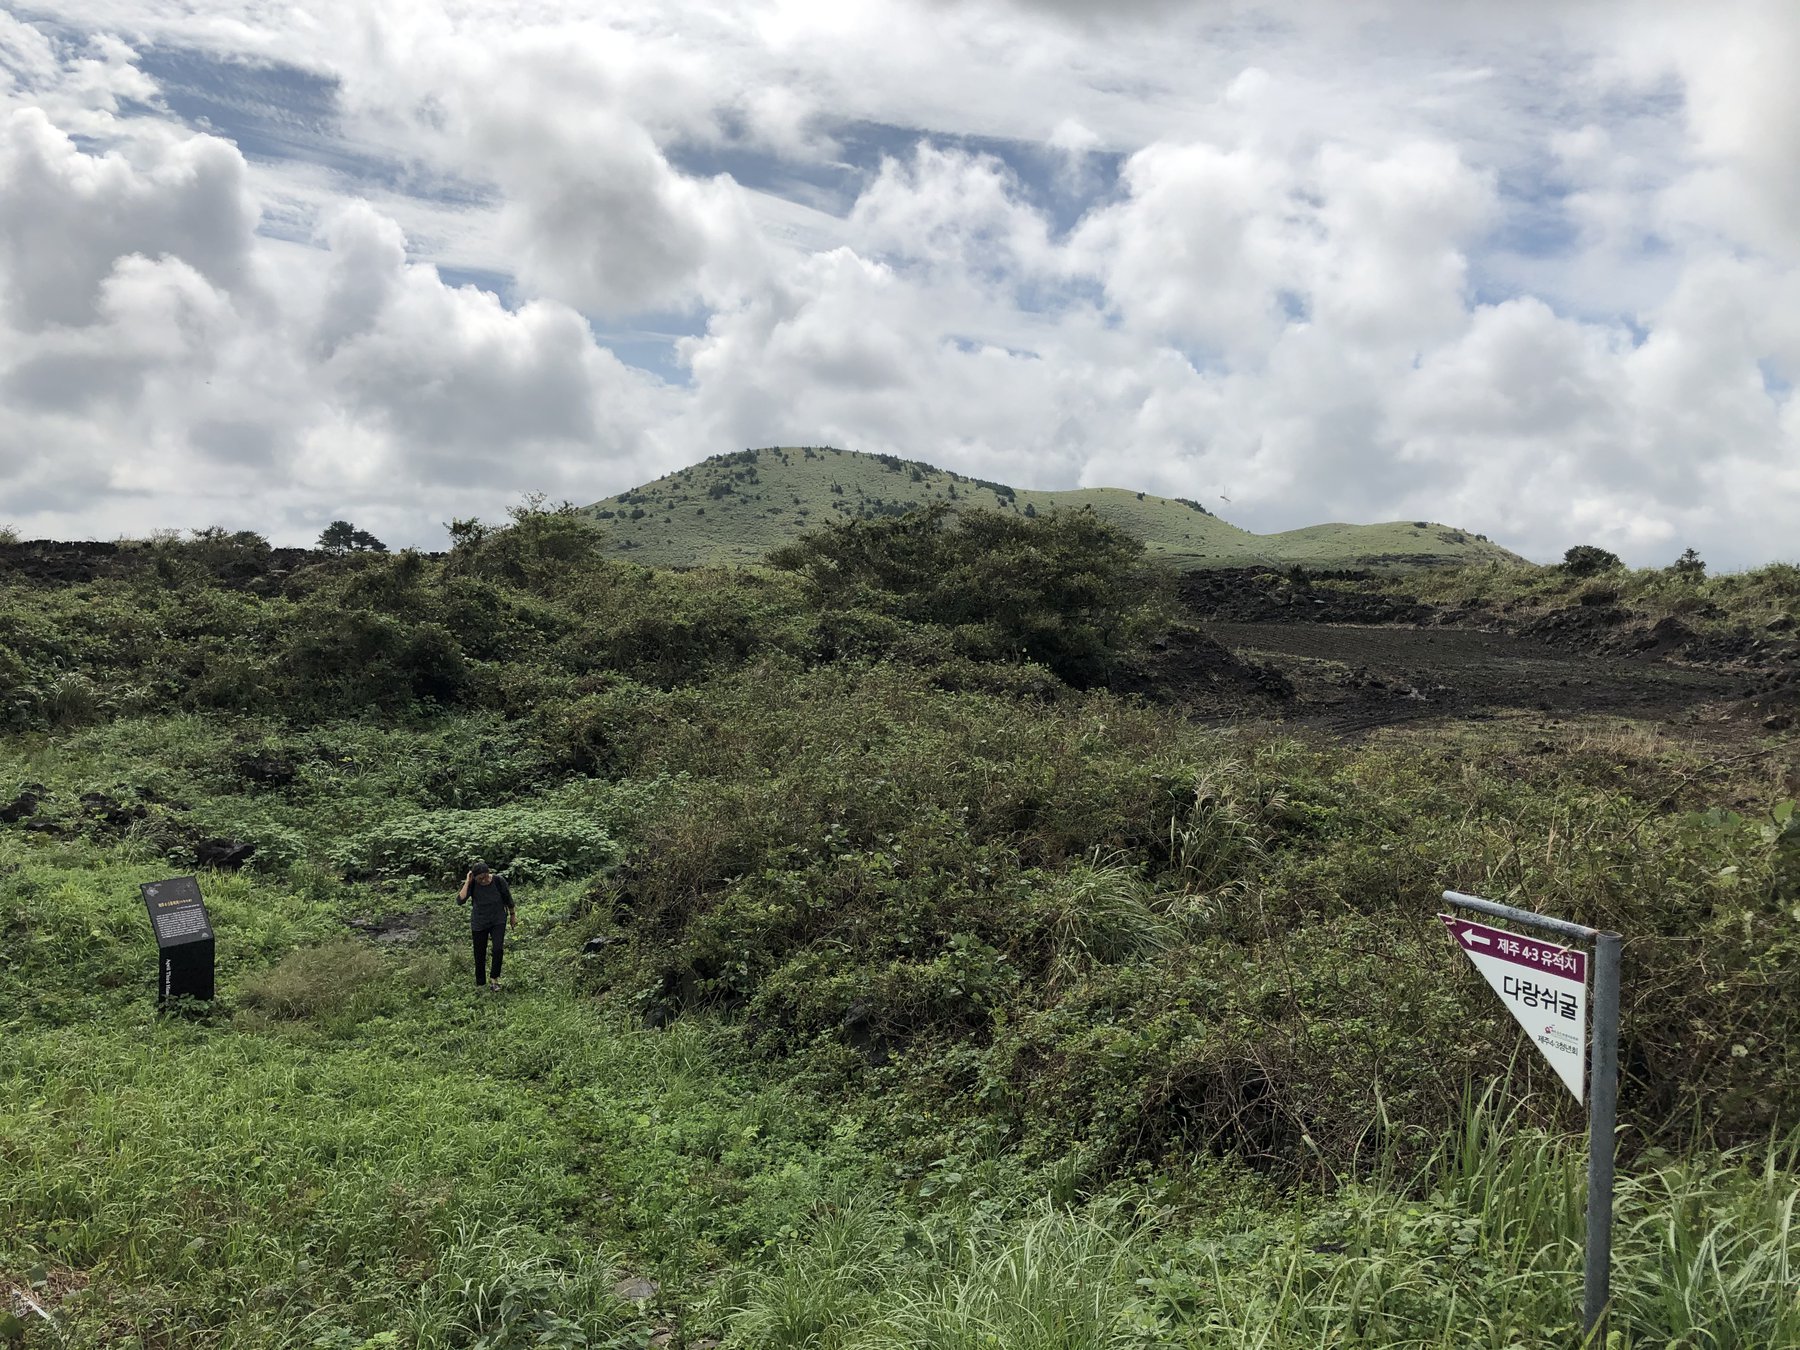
[{"xmin": 1, "ymin": 1, "xmax": 1797, "ymax": 566}]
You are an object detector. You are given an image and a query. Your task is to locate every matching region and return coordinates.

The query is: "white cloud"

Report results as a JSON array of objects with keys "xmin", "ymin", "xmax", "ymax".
[
  {"xmin": 0, "ymin": 91, "xmax": 674, "ymax": 546},
  {"xmin": 848, "ymin": 143, "xmax": 1055, "ymax": 284},
  {"xmin": 0, "ymin": 107, "xmax": 257, "ymax": 329}
]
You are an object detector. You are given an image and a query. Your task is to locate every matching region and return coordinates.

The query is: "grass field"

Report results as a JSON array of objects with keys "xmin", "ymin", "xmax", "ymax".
[
  {"xmin": 3, "ymin": 518, "xmax": 1796, "ymax": 1348},
  {"xmin": 7, "ymin": 813, "xmax": 1798, "ymax": 1349},
  {"xmin": 583, "ymin": 447, "xmax": 1521, "ymax": 570}
]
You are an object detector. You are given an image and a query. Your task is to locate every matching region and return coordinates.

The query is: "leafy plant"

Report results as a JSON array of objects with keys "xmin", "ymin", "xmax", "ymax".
[{"xmin": 332, "ymin": 806, "xmax": 619, "ymax": 882}]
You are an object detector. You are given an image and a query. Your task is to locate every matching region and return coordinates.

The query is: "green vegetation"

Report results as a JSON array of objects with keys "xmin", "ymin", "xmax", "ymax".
[
  {"xmin": 2, "ymin": 509, "xmax": 1795, "ymax": 1347},
  {"xmin": 319, "ymin": 521, "xmax": 389, "ymax": 555},
  {"xmin": 1389, "ymin": 554, "xmax": 1800, "ymax": 640},
  {"xmin": 582, "ymin": 447, "xmax": 1521, "ymax": 570}
]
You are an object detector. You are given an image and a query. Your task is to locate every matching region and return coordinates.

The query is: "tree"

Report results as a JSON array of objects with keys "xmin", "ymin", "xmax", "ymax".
[
  {"xmin": 443, "ymin": 496, "xmax": 606, "ymax": 591},
  {"xmin": 769, "ymin": 505, "xmax": 1162, "ymax": 686},
  {"xmin": 319, "ymin": 520, "xmax": 388, "ymax": 554},
  {"xmin": 1561, "ymin": 544, "xmax": 1622, "ymax": 577},
  {"xmin": 445, "ymin": 517, "xmax": 489, "ymax": 549},
  {"xmin": 1668, "ymin": 547, "xmax": 1706, "ymax": 580}
]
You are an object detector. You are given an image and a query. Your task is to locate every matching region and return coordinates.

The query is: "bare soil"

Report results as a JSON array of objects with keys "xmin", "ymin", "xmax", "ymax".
[
  {"xmin": 1179, "ymin": 568, "xmax": 1798, "ymax": 738},
  {"xmin": 1205, "ymin": 621, "xmax": 1744, "ymax": 733}
]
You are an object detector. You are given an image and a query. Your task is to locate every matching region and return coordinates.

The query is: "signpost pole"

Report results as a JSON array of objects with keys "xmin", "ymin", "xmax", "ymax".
[{"xmin": 1583, "ymin": 930, "xmax": 1622, "ymax": 1340}]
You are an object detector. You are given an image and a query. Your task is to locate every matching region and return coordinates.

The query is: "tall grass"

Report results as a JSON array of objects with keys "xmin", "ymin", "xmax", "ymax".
[{"xmin": 714, "ymin": 1094, "xmax": 1800, "ymax": 1350}]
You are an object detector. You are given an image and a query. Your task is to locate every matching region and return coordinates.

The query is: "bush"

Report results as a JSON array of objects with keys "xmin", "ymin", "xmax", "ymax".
[
  {"xmin": 0, "ymin": 645, "xmax": 35, "ymax": 728},
  {"xmin": 154, "ymin": 527, "xmax": 274, "ymax": 585},
  {"xmin": 319, "ymin": 520, "xmax": 387, "ymax": 553},
  {"xmin": 282, "ymin": 610, "xmax": 468, "ymax": 712},
  {"xmin": 446, "ymin": 498, "xmax": 607, "ymax": 593},
  {"xmin": 1560, "ymin": 544, "xmax": 1623, "ymax": 577},
  {"xmin": 770, "ymin": 506, "xmax": 1164, "ymax": 686},
  {"xmin": 43, "ymin": 672, "xmax": 103, "ymax": 728},
  {"xmin": 332, "ymin": 807, "xmax": 619, "ymax": 883},
  {"xmin": 1032, "ymin": 855, "xmax": 1177, "ymax": 989}
]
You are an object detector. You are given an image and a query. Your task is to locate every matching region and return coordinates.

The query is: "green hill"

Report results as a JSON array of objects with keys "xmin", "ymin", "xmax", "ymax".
[{"xmin": 582, "ymin": 446, "xmax": 1521, "ymax": 569}]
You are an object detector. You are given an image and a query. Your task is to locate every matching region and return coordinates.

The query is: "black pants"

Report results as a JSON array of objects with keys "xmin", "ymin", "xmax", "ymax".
[{"xmin": 472, "ymin": 924, "xmax": 506, "ymax": 985}]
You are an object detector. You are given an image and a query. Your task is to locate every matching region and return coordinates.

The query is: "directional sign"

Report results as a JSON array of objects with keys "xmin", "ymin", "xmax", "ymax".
[{"xmin": 1441, "ymin": 914, "xmax": 1588, "ymax": 1101}]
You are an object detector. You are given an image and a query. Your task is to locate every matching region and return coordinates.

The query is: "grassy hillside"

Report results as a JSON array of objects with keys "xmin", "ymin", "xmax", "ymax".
[
  {"xmin": 582, "ymin": 446, "xmax": 1520, "ymax": 570},
  {"xmin": 3, "ymin": 516, "xmax": 1795, "ymax": 1346}
]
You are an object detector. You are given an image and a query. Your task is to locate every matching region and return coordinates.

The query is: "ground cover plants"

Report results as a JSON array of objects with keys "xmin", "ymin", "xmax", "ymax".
[{"xmin": 3, "ymin": 504, "xmax": 1796, "ymax": 1347}]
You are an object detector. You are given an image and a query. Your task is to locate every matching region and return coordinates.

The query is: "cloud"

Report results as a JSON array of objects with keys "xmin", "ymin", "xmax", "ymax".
[
  {"xmin": 848, "ymin": 143, "xmax": 1056, "ymax": 284},
  {"xmin": 1613, "ymin": 0, "xmax": 1800, "ymax": 261},
  {"xmin": 0, "ymin": 107, "xmax": 257, "ymax": 329},
  {"xmin": 485, "ymin": 106, "xmax": 761, "ymax": 315},
  {"xmin": 1068, "ymin": 134, "xmax": 1492, "ymax": 360},
  {"xmin": 314, "ymin": 202, "xmax": 672, "ymax": 485},
  {"xmin": 0, "ymin": 90, "xmax": 673, "ymax": 546}
]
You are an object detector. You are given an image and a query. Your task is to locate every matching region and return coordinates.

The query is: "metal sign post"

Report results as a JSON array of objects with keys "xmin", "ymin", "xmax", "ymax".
[{"xmin": 1440, "ymin": 890, "xmax": 1622, "ymax": 1342}]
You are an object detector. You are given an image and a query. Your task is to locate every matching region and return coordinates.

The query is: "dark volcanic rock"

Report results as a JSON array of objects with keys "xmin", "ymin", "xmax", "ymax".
[
  {"xmin": 233, "ymin": 751, "xmax": 298, "ymax": 788},
  {"xmin": 345, "ymin": 907, "xmax": 437, "ymax": 943},
  {"xmin": 1108, "ymin": 625, "xmax": 1294, "ymax": 705},
  {"xmin": 193, "ymin": 837, "xmax": 256, "ymax": 870},
  {"xmin": 1632, "ymin": 616, "xmax": 1696, "ymax": 656},
  {"xmin": 1180, "ymin": 568, "xmax": 1436, "ymax": 626},
  {"xmin": 0, "ymin": 539, "xmax": 438, "ymax": 591},
  {"xmin": 78, "ymin": 791, "xmax": 147, "ymax": 834},
  {"xmin": 0, "ymin": 789, "xmax": 41, "ymax": 822},
  {"xmin": 1519, "ymin": 604, "xmax": 1631, "ymax": 651}
]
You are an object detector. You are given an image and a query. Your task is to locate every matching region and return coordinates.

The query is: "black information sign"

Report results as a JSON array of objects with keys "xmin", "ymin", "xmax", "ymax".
[{"xmin": 140, "ymin": 875, "xmax": 215, "ymax": 1002}]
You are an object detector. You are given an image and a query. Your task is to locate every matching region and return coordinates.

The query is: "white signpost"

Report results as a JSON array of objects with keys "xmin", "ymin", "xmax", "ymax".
[
  {"xmin": 1439, "ymin": 891, "xmax": 1622, "ymax": 1342},
  {"xmin": 1440, "ymin": 915, "xmax": 1588, "ymax": 1101}
]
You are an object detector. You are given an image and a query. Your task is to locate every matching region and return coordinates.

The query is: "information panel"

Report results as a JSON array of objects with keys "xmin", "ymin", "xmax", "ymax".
[{"xmin": 141, "ymin": 875, "xmax": 215, "ymax": 1002}]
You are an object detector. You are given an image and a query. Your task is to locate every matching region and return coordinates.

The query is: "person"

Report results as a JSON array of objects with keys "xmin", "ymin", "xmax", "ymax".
[{"xmin": 458, "ymin": 861, "xmax": 515, "ymax": 991}]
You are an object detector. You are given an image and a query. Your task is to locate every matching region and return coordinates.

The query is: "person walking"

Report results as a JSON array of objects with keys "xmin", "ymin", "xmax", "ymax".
[{"xmin": 458, "ymin": 861, "xmax": 515, "ymax": 991}]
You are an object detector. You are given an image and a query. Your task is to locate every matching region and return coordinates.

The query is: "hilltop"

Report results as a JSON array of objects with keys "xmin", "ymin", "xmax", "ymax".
[{"xmin": 582, "ymin": 445, "xmax": 1522, "ymax": 569}]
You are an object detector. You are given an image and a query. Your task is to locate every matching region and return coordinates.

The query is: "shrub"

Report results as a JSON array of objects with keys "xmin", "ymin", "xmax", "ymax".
[
  {"xmin": 43, "ymin": 672, "xmax": 103, "ymax": 728},
  {"xmin": 154, "ymin": 527, "xmax": 274, "ymax": 585},
  {"xmin": 0, "ymin": 646, "xmax": 38, "ymax": 728},
  {"xmin": 332, "ymin": 807, "xmax": 619, "ymax": 883},
  {"xmin": 318, "ymin": 520, "xmax": 387, "ymax": 553},
  {"xmin": 1668, "ymin": 546, "xmax": 1707, "ymax": 580},
  {"xmin": 1032, "ymin": 855, "xmax": 1177, "ymax": 989},
  {"xmin": 446, "ymin": 497, "xmax": 607, "ymax": 593},
  {"xmin": 770, "ymin": 506, "xmax": 1164, "ymax": 686},
  {"xmin": 1560, "ymin": 544, "xmax": 1622, "ymax": 577},
  {"xmin": 282, "ymin": 611, "xmax": 468, "ymax": 712}
]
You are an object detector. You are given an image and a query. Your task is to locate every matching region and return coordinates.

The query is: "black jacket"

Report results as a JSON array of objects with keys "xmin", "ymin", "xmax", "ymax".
[{"xmin": 462, "ymin": 875, "xmax": 514, "ymax": 930}]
